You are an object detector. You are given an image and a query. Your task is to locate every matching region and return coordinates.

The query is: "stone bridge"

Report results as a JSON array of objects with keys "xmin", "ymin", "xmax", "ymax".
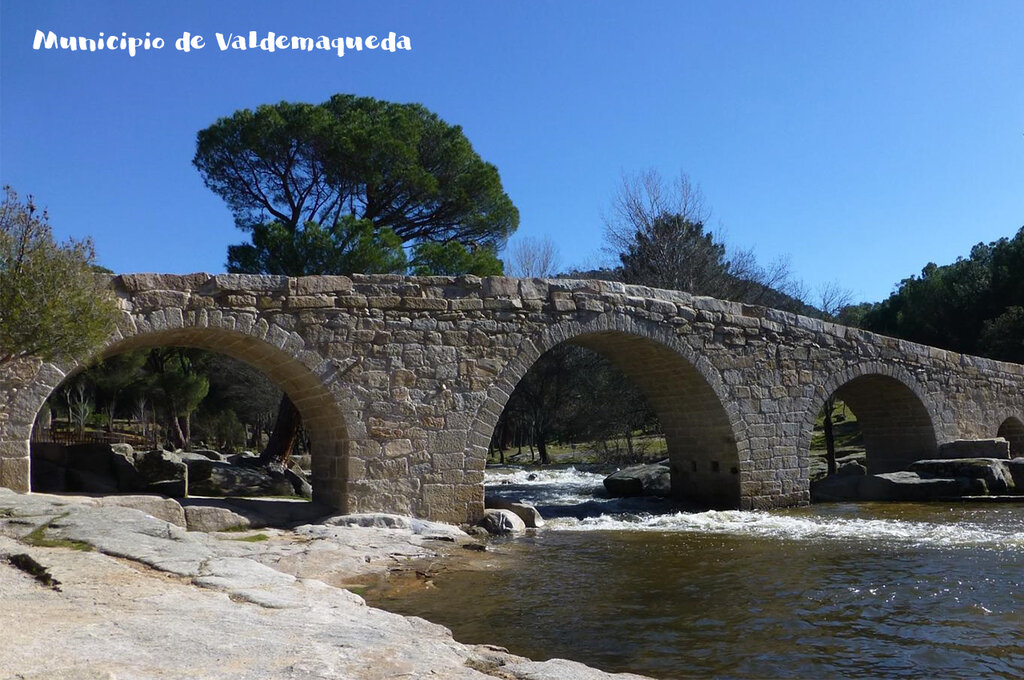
[{"xmin": 2, "ymin": 273, "xmax": 1023, "ymax": 523}]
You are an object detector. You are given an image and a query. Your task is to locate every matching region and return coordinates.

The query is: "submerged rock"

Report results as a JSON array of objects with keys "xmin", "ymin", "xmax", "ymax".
[{"xmin": 603, "ymin": 461, "xmax": 671, "ymax": 498}]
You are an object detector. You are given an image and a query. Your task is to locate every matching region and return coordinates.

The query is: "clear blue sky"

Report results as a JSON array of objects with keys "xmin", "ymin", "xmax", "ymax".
[{"xmin": 3, "ymin": 0, "xmax": 1023, "ymax": 304}]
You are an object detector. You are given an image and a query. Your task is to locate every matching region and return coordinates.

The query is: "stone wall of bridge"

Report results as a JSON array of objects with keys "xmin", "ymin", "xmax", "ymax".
[{"xmin": 1, "ymin": 273, "xmax": 1023, "ymax": 523}]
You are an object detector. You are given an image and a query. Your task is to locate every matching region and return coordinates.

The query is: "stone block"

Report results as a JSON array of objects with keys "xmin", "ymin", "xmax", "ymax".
[
  {"xmin": 0, "ymin": 440, "xmax": 29, "ymax": 459},
  {"xmin": 205, "ymin": 273, "xmax": 289, "ymax": 293},
  {"xmin": 286, "ymin": 295, "xmax": 336, "ymax": 309},
  {"xmin": 291, "ymin": 275, "xmax": 353, "ymax": 294},
  {"xmin": 518, "ymin": 279, "xmax": 548, "ymax": 300},
  {"xmin": 118, "ymin": 272, "xmax": 210, "ymax": 293},
  {"xmin": 938, "ymin": 439, "xmax": 1010, "ymax": 460},
  {"xmin": 401, "ymin": 298, "xmax": 449, "ymax": 311},
  {"xmin": 133, "ymin": 290, "xmax": 190, "ymax": 308},
  {"xmin": 367, "ymin": 296, "xmax": 401, "ymax": 308},
  {"xmin": 432, "ymin": 453, "xmax": 465, "ymax": 471},
  {"xmin": 335, "ymin": 295, "xmax": 369, "ymax": 307},
  {"xmin": 449, "ymin": 298, "xmax": 483, "ymax": 311},
  {"xmin": 383, "ymin": 439, "xmax": 414, "ymax": 458},
  {"xmin": 0, "ymin": 456, "xmax": 29, "ymax": 492},
  {"xmin": 481, "ymin": 276, "xmax": 519, "ymax": 298},
  {"xmin": 224, "ymin": 294, "xmax": 258, "ymax": 307}
]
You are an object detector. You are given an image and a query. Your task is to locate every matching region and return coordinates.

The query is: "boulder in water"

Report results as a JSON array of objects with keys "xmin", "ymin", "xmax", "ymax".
[
  {"xmin": 603, "ymin": 461, "xmax": 671, "ymax": 498},
  {"xmin": 858, "ymin": 471, "xmax": 971, "ymax": 502},
  {"xmin": 479, "ymin": 509, "xmax": 526, "ymax": 535},
  {"xmin": 810, "ymin": 474, "xmax": 862, "ymax": 502},
  {"xmin": 909, "ymin": 458, "xmax": 1014, "ymax": 494},
  {"xmin": 1004, "ymin": 458, "xmax": 1024, "ymax": 491},
  {"xmin": 484, "ymin": 496, "xmax": 544, "ymax": 528}
]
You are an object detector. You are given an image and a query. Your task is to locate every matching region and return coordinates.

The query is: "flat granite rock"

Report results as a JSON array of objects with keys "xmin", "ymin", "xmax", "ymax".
[{"xmin": 0, "ymin": 490, "xmax": 647, "ymax": 679}]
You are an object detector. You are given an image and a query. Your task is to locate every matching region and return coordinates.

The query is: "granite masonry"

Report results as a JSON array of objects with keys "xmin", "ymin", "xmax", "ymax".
[{"xmin": 2, "ymin": 273, "xmax": 1023, "ymax": 523}]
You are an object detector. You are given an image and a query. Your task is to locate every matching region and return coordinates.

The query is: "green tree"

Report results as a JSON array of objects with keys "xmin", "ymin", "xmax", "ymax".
[
  {"xmin": 148, "ymin": 349, "xmax": 210, "ymax": 450},
  {"xmin": 410, "ymin": 241, "xmax": 503, "ymax": 276},
  {"xmin": 195, "ymin": 95, "xmax": 519, "ymax": 465},
  {"xmin": 980, "ymin": 306, "xmax": 1024, "ymax": 363},
  {"xmin": 860, "ymin": 227, "xmax": 1024, "ymax": 362},
  {"xmin": 228, "ymin": 217, "xmax": 407, "ymax": 276},
  {"xmin": 194, "ymin": 95, "xmax": 519, "ymax": 251},
  {"xmin": 618, "ymin": 212, "xmax": 729, "ymax": 293},
  {"xmin": 83, "ymin": 350, "xmax": 149, "ymax": 432},
  {"xmin": 0, "ymin": 186, "xmax": 119, "ymax": 367}
]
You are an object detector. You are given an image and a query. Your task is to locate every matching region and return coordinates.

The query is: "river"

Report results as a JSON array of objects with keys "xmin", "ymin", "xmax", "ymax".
[{"xmin": 365, "ymin": 467, "xmax": 1024, "ymax": 679}]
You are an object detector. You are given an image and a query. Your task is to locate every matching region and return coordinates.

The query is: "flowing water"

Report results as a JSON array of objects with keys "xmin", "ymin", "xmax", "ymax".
[{"xmin": 365, "ymin": 468, "xmax": 1024, "ymax": 679}]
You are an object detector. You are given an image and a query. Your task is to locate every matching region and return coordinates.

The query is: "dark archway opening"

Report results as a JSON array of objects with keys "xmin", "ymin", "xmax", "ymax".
[
  {"xmin": 997, "ymin": 417, "xmax": 1024, "ymax": 458},
  {"xmin": 487, "ymin": 331, "xmax": 740, "ymax": 511},
  {"xmin": 30, "ymin": 347, "xmax": 312, "ymax": 498},
  {"xmin": 811, "ymin": 374, "xmax": 938, "ymax": 480},
  {"xmin": 27, "ymin": 328, "xmax": 350, "ymax": 515},
  {"xmin": 488, "ymin": 343, "xmax": 664, "ymax": 468}
]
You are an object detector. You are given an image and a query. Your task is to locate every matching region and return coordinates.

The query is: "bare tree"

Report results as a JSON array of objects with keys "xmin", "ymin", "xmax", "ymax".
[
  {"xmin": 603, "ymin": 169, "xmax": 710, "ymax": 258},
  {"xmin": 507, "ymin": 235, "xmax": 561, "ymax": 278},
  {"xmin": 604, "ymin": 169, "xmax": 807, "ymax": 312},
  {"xmin": 817, "ymin": 280, "xmax": 854, "ymax": 321}
]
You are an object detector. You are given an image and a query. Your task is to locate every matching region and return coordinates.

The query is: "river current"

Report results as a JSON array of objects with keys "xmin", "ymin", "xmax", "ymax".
[{"xmin": 366, "ymin": 468, "xmax": 1024, "ymax": 679}]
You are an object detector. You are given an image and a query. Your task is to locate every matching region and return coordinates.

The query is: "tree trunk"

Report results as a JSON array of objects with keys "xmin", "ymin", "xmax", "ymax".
[
  {"xmin": 181, "ymin": 413, "xmax": 191, "ymax": 450},
  {"xmin": 170, "ymin": 415, "xmax": 187, "ymax": 450},
  {"xmin": 823, "ymin": 398, "xmax": 837, "ymax": 476},
  {"xmin": 536, "ymin": 426, "xmax": 549, "ymax": 465},
  {"xmin": 260, "ymin": 394, "xmax": 301, "ymax": 466}
]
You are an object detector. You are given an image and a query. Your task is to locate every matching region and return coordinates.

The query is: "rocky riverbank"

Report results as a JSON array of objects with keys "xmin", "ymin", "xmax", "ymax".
[{"xmin": 0, "ymin": 489, "xmax": 647, "ymax": 680}]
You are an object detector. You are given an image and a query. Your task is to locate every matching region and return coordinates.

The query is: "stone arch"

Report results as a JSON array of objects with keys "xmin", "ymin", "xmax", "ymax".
[
  {"xmin": 6, "ymin": 309, "xmax": 355, "ymax": 511},
  {"xmin": 801, "ymin": 363, "xmax": 941, "ymax": 475},
  {"xmin": 468, "ymin": 312, "xmax": 745, "ymax": 509},
  {"xmin": 997, "ymin": 417, "xmax": 1024, "ymax": 457}
]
